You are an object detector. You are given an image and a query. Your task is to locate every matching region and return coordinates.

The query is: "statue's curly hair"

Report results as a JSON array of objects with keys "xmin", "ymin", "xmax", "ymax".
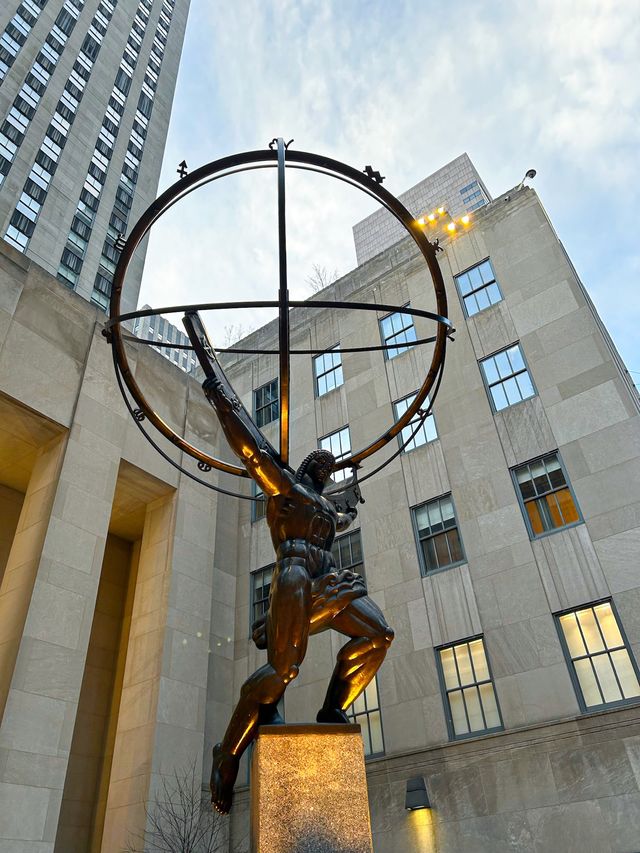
[{"xmin": 295, "ymin": 449, "xmax": 335, "ymax": 483}]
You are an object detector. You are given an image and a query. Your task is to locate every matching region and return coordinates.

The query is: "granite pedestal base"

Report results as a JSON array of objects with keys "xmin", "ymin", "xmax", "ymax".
[{"xmin": 250, "ymin": 723, "xmax": 374, "ymax": 853}]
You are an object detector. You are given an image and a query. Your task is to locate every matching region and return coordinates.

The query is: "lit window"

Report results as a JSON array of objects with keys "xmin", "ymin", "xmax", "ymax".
[
  {"xmin": 347, "ymin": 677, "xmax": 384, "ymax": 757},
  {"xmin": 332, "ymin": 529, "xmax": 363, "ymax": 576},
  {"xmin": 437, "ymin": 637, "xmax": 502, "ymax": 739},
  {"xmin": 513, "ymin": 452, "xmax": 581, "ymax": 538},
  {"xmin": 413, "ymin": 494, "xmax": 464, "ymax": 575},
  {"xmin": 379, "ymin": 307, "xmax": 417, "ymax": 360},
  {"xmin": 558, "ymin": 602, "xmax": 640, "ymax": 710},
  {"xmin": 314, "ymin": 345, "xmax": 343, "ymax": 397},
  {"xmin": 319, "ymin": 426, "xmax": 351, "ymax": 483},
  {"xmin": 251, "ymin": 565, "xmax": 273, "ymax": 624},
  {"xmin": 479, "ymin": 344, "xmax": 535, "ymax": 411},
  {"xmin": 455, "ymin": 259, "xmax": 502, "ymax": 317},
  {"xmin": 254, "ymin": 379, "xmax": 278, "ymax": 428},
  {"xmin": 393, "ymin": 392, "xmax": 437, "ymax": 452}
]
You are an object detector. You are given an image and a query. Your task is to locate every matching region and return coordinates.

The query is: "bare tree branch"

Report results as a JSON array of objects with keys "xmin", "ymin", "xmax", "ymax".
[
  {"xmin": 223, "ymin": 323, "xmax": 255, "ymax": 347},
  {"xmin": 123, "ymin": 762, "xmax": 227, "ymax": 853},
  {"xmin": 305, "ymin": 264, "xmax": 339, "ymax": 294}
]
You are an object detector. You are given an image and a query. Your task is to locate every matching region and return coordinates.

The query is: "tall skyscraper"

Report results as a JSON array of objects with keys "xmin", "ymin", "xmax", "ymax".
[
  {"xmin": 0, "ymin": 0, "xmax": 190, "ymax": 314},
  {"xmin": 133, "ymin": 303, "xmax": 199, "ymax": 375}
]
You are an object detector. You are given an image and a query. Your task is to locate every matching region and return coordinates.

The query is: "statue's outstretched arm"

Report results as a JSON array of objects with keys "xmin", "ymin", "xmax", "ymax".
[
  {"xmin": 182, "ymin": 311, "xmax": 293, "ymax": 496},
  {"xmin": 202, "ymin": 377, "xmax": 292, "ymax": 496}
]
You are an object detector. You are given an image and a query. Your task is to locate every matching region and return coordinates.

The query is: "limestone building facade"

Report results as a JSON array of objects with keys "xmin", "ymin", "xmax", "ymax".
[
  {"xmin": 1, "ymin": 174, "xmax": 640, "ymax": 853},
  {"xmin": 0, "ymin": 0, "xmax": 190, "ymax": 313}
]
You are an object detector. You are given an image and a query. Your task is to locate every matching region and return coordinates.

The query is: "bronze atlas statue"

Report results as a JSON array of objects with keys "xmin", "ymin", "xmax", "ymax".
[{"xmin": 105, "ymin": 139, "xmax": 452, "ymax": 815}]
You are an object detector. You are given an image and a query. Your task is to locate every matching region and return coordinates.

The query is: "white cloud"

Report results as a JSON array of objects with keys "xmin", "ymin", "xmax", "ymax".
[{"xmin": 139, "ymin": 0, "xmax": 640, "ymax": 372}]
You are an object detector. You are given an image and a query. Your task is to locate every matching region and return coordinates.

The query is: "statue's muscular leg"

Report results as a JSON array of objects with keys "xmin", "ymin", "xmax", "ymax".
[
  {"xmin": 210, "ymin": 559, "xmax": 312, "ymax": 814},
  {"xmin": 316, "ymin": 595, "xmax": 394, "ymax": 723}
]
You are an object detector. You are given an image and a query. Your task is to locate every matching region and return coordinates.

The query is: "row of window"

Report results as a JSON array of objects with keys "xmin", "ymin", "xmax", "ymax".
[
  {"xmin": 54, "ymin": 0, "xmax": 173, "ymax": 296},
  {"xmin": 88, "ymin": 0, "xmax": 174, "ymax": 308},
  {"xmin": 255, "ymin": 451, "xmax": 580, "ymax": 576},
  {"xmin": 251, "ymin": 562, "xmax": 640, "ymax": 752},
  {"xmin": 459, "ymin": 179, "xmax": 489, "ymax": 212},
  {"xmin": 4, "ymin": 0, "xmax": 114, "ymax": 250},
  {"xmin": 443, "ymin": 599, "xmax": 640, "ymax": 737},
  {"xmin": 253, "ymin": 261, "xmax": 532, "ymax": 432},
  {"xmin": 0, "ymin": 0, "xmax": 47, "ymax": 86},
  {"xmin": 135, "ymin": 316, "xmax": 198, "ymax": 373}
]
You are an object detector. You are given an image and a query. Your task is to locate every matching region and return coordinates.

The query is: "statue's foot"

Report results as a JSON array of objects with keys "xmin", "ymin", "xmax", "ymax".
[
  {"xmin": 258, "ymin": 702, "xmax": 285, "ymax": 726},
  {"xmin": 316, "ymin": 707, "xmax": 351, "ymax": 724},
  {"xmin": 210, "ymin": 743, "xmax": 239, "ymax": 815}
]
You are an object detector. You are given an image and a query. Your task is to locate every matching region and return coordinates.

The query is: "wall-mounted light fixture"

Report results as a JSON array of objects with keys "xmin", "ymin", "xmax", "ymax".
[{"xmin": 405, "ymin": 776, "xmax": 430, "ymax": 810}]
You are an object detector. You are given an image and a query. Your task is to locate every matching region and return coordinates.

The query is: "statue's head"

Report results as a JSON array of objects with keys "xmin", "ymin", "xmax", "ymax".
[{"xmin": 295, "ymin": 449, "xmax": 336, "ymax": 493}]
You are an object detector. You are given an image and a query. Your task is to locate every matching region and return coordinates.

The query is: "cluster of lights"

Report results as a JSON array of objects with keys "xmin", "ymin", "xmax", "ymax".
[{"xmin": 416, "ymin": 207, "xmax": 471, "ymax": 234}]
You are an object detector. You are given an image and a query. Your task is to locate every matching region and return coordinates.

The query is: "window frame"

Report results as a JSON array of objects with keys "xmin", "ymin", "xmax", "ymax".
[
  {"xmin": 411, "ymin": 493, "xmax": 466, "ymax": 577},
  {"xmin": 511, "ymin": 450, "xmax": 583, "ymax": 540},
  {"xmin": 251, "ymin": 483, "xmax": 266, "ymax": 523},
  {"xmin": 479, "ymin": 342, "xmax": 537, "ymax": 413},
  {"xmin": 379, "ymin": 303, "xmax": 417, "ymax": 361},
  {"xmin": 555, "ymin": 598, "xmax": 640, "ymax": 714},
  {"xmin": 253, "ymin": 378, "xmax": 279, "ymax": 428},
  {"xmin": 250, "ymin": 564, "xmax": 274, "ymax": 630},
  {"xmin": 331, "ymin": 528, "xmax": 364, "ymax": 579},
  {"xmin": 346, "ymin": 675, "xmax": 385, "ymax": 758},
  {"xmin": 393, "ymin": 391, "xmax": 437, "ymax": 453},
  {"xmin": 313, "ymin": 344, "xmax": 344, "ymax": 398},
  {"xmin": 435, "ymin": 634, "xmax": 504, "ymax": 741},
  {"xmin": 454, "ymin": 258, "xmax": 503, "ymax": 318},
  {"xmin": 318, "ymin": 425, "xmax": 351, "ymax": 483}
]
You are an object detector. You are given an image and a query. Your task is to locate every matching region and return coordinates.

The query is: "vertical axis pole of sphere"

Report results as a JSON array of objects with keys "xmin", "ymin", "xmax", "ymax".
[{"xmin": 277, "ymin": 138, "xmax": 290, "ymax": 466}]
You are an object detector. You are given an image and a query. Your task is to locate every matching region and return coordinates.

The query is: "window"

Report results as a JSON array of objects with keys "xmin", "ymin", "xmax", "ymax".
[
  {"xmin": 251, "ymin": 565, "xmax": 273, "ymax": 624},
  {"xmin": 557, "ymin": 601, "xmax": 640, "ymax": 711},
  {"xmin": 459, "ymin": 179, "xmax": 488, "ymax": 210},
  {"xmin": 479, "ymin": 344, "xmax": 535, "ymax": 411},
  {"xmin": 437, "ymin": 637, "xmax": 502, "ymax": 739},
  {"xmin": 379, "ymin": 307, "xmax": 417, "ymax": 360},
  {"xmin": 319, "ymin": 426, "xmax": 351, "ymax": 483},
  {"xmin": 61, "ymin": 246, "xmax": 82, "ymax": 272},
  {"xmin": 413, "ymin": 494, "xmax": 464, "ymax": 575},
  {"xmin": 81, "ymin": 33, "xmax": 100, "ymax": 61},
  {"xmin": 393, "ymin": 392, "xmax": 437, "ymax": 452},
  {"xmin": 54, "ymin": 7, "xmax": 76, "ymax": 35},
  {"xmin": 137, "ymin": 91, "xmax": 153, "ymax": 118},
  {"xmin": 254, "ymin": 379, "xmax": 278, "ymax": 428},
  {"xmin": 314, "ymin": 346, "xmax": 343, "ymax": 397},
  {"xmin": 347, "ymin": 677, "xmax": 384, "ymax": 757},
  {"xmin": 332, "ymin": 529, "xmax": 363, "ymax": 576},
  {"xmin": 513, "ymin": 452, "xmax": 581, "ymax": 538},
  {"xmin": 455, "ymin": 259, "xmax": 502, "ymax": 317},
  {"xmin": 252, "ymin": 484, "xmax": 266, "ymax": 523}
]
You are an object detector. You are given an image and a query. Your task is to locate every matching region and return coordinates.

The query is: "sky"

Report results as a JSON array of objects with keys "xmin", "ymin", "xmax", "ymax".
[{"xmin": 139, "ymin": 0, "xmax": 640, "ymax": 385}]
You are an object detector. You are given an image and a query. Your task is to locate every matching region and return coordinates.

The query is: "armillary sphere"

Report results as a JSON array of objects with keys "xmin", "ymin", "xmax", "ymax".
[{"xmin": 105, "ymin": 139, "xmax": 454, "ymax": 501}]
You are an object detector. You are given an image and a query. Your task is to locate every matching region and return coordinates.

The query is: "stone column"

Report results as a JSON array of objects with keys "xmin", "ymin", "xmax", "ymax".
[{"xmin": 0, "ymin": 332, "xmax": 125, "ymax": 852}]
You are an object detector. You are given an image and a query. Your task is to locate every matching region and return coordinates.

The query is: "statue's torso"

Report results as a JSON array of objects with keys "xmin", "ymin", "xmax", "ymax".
[{"xmin": 267, "ymin": 484, "xmax": 337, "ymax": 578}]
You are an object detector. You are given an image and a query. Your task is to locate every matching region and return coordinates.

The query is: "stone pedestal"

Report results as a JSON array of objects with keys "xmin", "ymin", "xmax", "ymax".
[{"xmin": 250, "ymin": 723, "xmax": 374, "ymax": 853}]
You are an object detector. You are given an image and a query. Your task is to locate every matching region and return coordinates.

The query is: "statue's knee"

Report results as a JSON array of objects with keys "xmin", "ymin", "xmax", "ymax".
[
  {"xmin": 273, "ymin": 663, "xmax": 299, "ymax": 685},
  {"xmin": 371, "ymin": 626, "xmax": 394, "ymax": 651}
]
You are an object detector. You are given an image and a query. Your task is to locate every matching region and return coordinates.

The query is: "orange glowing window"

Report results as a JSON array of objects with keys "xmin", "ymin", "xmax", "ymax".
[{"xmin": 515, "ymin": 452, "xmax": 581, "ymax": 538}]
